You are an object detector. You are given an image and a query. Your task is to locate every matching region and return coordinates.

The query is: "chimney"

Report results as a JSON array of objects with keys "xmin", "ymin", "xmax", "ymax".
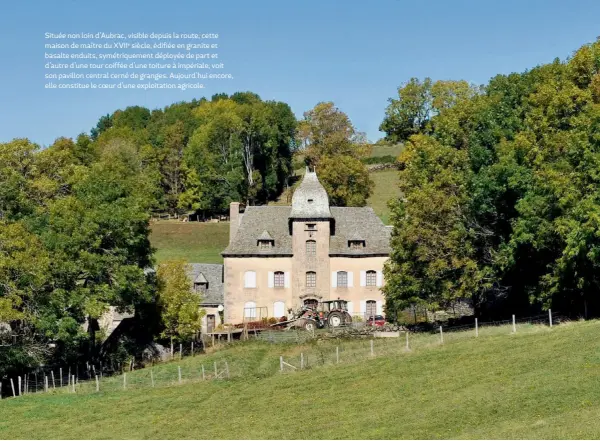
[{"xmin": 229, "ymin": 202, "xmax": 241, "ymax": 244}]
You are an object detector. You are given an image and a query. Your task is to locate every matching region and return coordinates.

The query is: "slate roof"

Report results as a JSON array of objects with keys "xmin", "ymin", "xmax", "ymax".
[
  {"xmin": 222, "ymin": 206, "xmax": 391, "ymax": 257},
  {"xmin": 289, "ymin": 169, "xmax": 332, "ymax": 219},
  {"xmin": 186, "ymin": 263, "xmax": 224, "ymax": 305},
  {"xmin": 257, "ymin": 230, "xmax": 274, "ymax": 241}
]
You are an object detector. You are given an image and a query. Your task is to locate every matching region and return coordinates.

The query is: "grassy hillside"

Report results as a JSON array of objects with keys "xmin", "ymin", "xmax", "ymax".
[
  {"xmin": 150, "ymin": 221, "xmax": 229, "ymax": 264},
  {"xmin": 370, "ymin": 142, "xmax": 403, "ymax": 158},
  {"xmin": 1, "ymin": 320, "xmax": 599, "ymax": 439},
  {"xmin": 367, "ymin": 169, "xmax": 401, "ymax": 225}
]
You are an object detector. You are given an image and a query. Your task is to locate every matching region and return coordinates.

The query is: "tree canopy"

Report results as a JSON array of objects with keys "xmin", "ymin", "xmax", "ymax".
[{"xmin": 383, "ymin": 40, "xmax": 600, "ymax": 319}]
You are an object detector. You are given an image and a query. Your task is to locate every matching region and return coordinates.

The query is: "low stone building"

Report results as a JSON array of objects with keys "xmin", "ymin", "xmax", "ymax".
[
  {"xmin": 186, "ymin": 263, "xmax": 224, "ymax": 333},
  {"xmin": 221, "ymin": 168, "xmax": 391, "ymax": 324}
]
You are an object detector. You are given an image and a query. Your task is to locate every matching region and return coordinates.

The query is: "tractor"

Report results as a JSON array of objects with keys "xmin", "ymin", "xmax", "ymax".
[
  {"xmin": 317, "ymin": 300, "xmax": 352, "ymax": 328},
  {"xmin": 274, "ymin": 300, "xmax": 352, "ymax": 331}
]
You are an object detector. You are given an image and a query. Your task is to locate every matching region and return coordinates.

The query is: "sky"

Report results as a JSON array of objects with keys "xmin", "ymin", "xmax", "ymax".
[{"xmin": 1, "ymin": 0, "xmax": 599, "ymax": 146}]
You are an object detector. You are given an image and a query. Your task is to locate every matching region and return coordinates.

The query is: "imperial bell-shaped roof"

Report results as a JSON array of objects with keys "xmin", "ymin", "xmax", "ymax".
[{"xmin": 289, "ymin": 167, "xmax": 331, "ymax": 219}]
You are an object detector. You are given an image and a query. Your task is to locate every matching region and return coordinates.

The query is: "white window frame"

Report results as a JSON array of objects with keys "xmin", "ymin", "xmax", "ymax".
[
  {"xmin": 274, "ymin": 271, "xmax": 285, "ymax": 288},
  {"xmin": 244, "ymin": 301, "xmax": 257, "ymax": 319},
  {"xmin": 337, "ymin": 271, "xmax": 348, "ymax": 288},
  {"xmin": 366, "ymin": 270, "xmax": 377, "ymax": 287},
  {"xmin": 306, "ymin": 271, "xmax": 316, "ymax": 288}
]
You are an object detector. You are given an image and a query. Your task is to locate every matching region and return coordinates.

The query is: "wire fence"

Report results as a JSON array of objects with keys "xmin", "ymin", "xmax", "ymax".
[{"xmin": 0, "ymin": 311, "xmax": 569, "ymax": 399}]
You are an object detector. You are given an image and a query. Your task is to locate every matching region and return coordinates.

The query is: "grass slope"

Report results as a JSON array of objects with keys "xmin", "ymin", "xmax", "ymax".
[
  {"xmin": 370, "ymin": 142, "xmax": 404, "ymax": 158},
  {"xmin": 367, "ymin": 169, "xmax": 400, "ymax": 225},
  {"xmin": 150, "ymin": 221, "xmax": 229, "ymax": 264},
  {"xmin": 2, "ymin": 320, "xmax": 600, "ymax": 439}
]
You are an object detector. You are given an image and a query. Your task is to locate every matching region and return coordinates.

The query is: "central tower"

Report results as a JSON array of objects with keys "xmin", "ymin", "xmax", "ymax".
[{"xmin": 289, "ymin": 168, "xmax": 332, "ymax": 307}]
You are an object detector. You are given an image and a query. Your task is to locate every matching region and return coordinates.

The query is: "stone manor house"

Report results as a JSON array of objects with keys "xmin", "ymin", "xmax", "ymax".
[{"xmin": 188, "ymin": 168, "xmax": 392, "ymax": 333}]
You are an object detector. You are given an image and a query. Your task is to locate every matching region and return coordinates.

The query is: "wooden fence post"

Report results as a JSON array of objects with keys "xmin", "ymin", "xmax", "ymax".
[
  {"xmin": 406, "ymin": 331, "xmax": 410, "ymax": 350},
  {"xmin": 370, "ymin": 340, "xmax": 374, "ymax": 356},
  {"xmin": 44, "ymin": 376, "xmax": 48, "ymax": 393},
  {"xmin": 280, "ymin": 356, "xmax": 283, "ymax": 372},
  {"xmin": 51, "ymin": 371, "xmax": 56, "ymax": 389},
  {"xmin": 300, "ymin": 353, "xmax": 304, "ymax": 369},
  {"xmin": 512, "ymin": 315, "xmax": 516, "ymax": 333},
  {"xmin": 123, "ymin": 373, "xmax": 127, "ymax": 390},
  {"xmin": 95, "ymin": 375, "xmax": 99, "ymax": 392},
  {"xmin": 549, "ymin": 309, "xmax": 553, "ymax": 328},
  {"xmin": 18, "ymin": 376, "xmax": 21, "ymax": 396},
  {"xmin": 475, "ymin": 318, "xmax": 479, "ymax": 337},
  {"xmin": 336, "ymin": 346, "xmax": 339, "ymax": 364},
  {"xmin": 191, "ymin": 341, "xmax": 194, "ymax": 357},
  {"xmin": 170, "ymin": 338, "xmax": 174, "ymax": 360},
  {"xmin": 202, "ymin": 365, "xmax": 206, "ymax": 381},
  {"xmin": 71, "ymin": 375, "xmax": 75, "ymax": 393},
  {"xmin": 10, "ymin": 379, "xmax": 16, "ymax": 397},
  {"xmin": 439, "ymin": 326, "xmax": 444, "ymax": 344},
  {"xmin": 179, "ymin": 343, "xmax": 182, "ymax": 360}
]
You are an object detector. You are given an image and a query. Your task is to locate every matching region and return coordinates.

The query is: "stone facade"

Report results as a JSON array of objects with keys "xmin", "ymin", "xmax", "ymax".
[{"xmin": 221, "ymin": 169, "xmax": 390, "ymax": 324}]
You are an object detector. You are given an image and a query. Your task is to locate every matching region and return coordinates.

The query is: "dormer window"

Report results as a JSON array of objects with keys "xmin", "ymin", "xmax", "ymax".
[
  {"xmin": 258, "ymin": 240, "xmax": 272, "ymax": 250},
  {"xmin": 306, "ymin": 223, "xmax": 316, "ymax": 231},
  {"xmin": 194, "ymin": 282, "xmax": 208, "ymax": 294},
  {"xmin": 348, "ymin": 240, "xmax": 365, "ymax": 249},
  {"xmin": 257, "ymin": 230, "xmax": 274, "ymax": 249}
]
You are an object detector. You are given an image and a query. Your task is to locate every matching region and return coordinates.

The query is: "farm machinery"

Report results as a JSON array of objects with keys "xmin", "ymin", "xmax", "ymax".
[{"xmin": 274, "ymin": 300, "xmax": 353, "ymax": 331}]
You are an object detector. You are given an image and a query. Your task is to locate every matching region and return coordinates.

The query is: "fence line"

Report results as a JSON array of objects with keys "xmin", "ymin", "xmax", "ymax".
[{"xmin": 0, "ymin": 313, "xmax": 570, "ymax": 400}]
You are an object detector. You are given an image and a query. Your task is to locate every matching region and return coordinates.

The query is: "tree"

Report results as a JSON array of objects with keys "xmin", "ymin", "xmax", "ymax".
[
  {"xmin": 156, "ymin": 261, "xmax": 204, "ymax": 341},
  {"xmin": 297, "ymin": 102, "xmax": 373, "ymax": 206},
  {"xmin": 380, "ymin": 78, "xmax": 478, "ymax": 143},
  {"xmin": 317, "ymin": 155, "xmax": 373, "ymax": 206},
  {"xmin": 383, "ymin": 39, "xmax": 600, "ymax": 319},
  {"xmin": 297, "ymin": 102, "xmax": 369, "ymax": 164}
]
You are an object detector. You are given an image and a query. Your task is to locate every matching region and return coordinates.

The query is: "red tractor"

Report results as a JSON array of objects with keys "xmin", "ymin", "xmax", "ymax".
[
  {"xmin": 317, "ymin": 300, "xmax": 353, "ymax": 328},
  {"xmin": 274, "ymin": 300, "xmax": 353, "ymax": 331}
]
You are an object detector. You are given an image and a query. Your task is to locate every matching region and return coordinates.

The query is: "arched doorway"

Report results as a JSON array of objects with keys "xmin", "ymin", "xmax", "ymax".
[{"xmin": 303, "ymin": 298, "xmax": 318, "ymax": 310}]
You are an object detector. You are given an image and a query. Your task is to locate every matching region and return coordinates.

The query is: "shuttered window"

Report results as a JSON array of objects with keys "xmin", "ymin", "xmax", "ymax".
[
  {"xmin": 366, "ymin": 300, "xmax": 377, "ymax": 317},
  {"xmin": 366, "ymin": 270, "xmax": 377, "ymax": 287},
  {"xmin": 274, "ymin": 271, "xmax": 285, "ymax": 288}
]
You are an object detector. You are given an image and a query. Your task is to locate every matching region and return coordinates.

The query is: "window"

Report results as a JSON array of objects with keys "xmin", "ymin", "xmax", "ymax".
[
  {"xmin": 244, "ymin": 271, "xmax": 256, "ymax": 288},
  {"xmin": 306, "ymin": 240, "xmax": 316, "ymax": 255},
  {"xmin": 259, "ymin": 240, "xmax": 272, "ymax": 249},
  {"xmin": 274, "ymin": 271, "xmax": 285, "ymax": 288},
  {"xmin": 366, "ymin": 270, "xmax": 377, "ymax": 287},
  {"xmin": 366, "ymin": 300, "xmax": 377, "ymax": 318},
  {"xmin": 244, "ymin": 301, "xmax": 257, "ymax": 319},
  {"xmin": 349, "ymin": 240, "xmax": 365, "ymax": 249},
  {"xmin": 194, "ymin": 282, "xmax": 208, "ymax": 294},
  {"xmin": 306, "ymin": 271, "xmax": 316, "ymax": 288},
  {"xmin": 337, "ymin": 271, "xmax": 348, "ymax": 288},
  {"xmin": 306, "ymin": 223, "xmax": 316, "ymax": 230}
]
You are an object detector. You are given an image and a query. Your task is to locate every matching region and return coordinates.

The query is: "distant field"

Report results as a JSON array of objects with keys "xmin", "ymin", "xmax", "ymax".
[
  {"xmin": 368, "ymin": 169, "xmax": 400, "ymax": 225},
  {"xmin": 370, "ymin": 142, "xmax": 404, "ymax": 158},
  {"xmin": 2, "ymin": 319, "xmax": 600, "ymax": 439},
  {"xmin": 150, "ymin": 221, "xmax": 229, "ymax": 264}
]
